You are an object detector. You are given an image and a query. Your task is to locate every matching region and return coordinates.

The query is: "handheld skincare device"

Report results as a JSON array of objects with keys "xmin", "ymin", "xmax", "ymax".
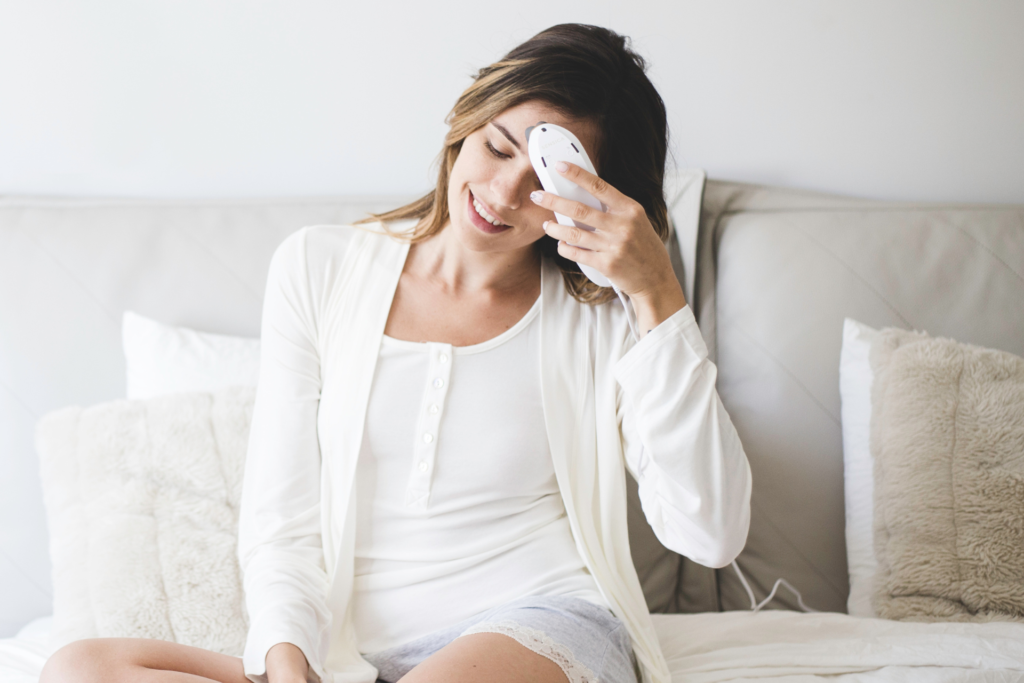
[
  {"xmin": 526, "ymin": 122, "xmax": 611, "ymax": 288},
  {"xmin": 527, "ymin": 121, "xmax": 641, "ymax": 339}
]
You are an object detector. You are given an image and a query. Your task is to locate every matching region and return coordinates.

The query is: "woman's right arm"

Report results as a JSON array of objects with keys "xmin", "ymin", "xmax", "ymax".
[{"xmin": 238, "ymin": 228, "xmax": 331, "ymax": 683}]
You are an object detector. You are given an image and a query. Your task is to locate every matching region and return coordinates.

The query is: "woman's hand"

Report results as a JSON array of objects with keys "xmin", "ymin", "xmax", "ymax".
[
  {"xmin": 530, "ymin": 161, "xmax": 687, "ymax": 336},
  {"xmin": 266, "ymin": 642, "xmax": 310, "ymax": 683}
]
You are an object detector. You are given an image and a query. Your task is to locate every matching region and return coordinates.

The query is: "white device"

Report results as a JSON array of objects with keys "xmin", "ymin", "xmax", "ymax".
[
  {"xmin": 526, "ymin": 122, "xmax": 611, "ymax": 288},
  {"xmin": 527, "ymin": 121, "xmax": 640, "ymax": 339}
]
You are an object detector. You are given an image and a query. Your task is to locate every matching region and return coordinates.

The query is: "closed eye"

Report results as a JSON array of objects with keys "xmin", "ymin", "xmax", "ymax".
[{"xmin": 485, "ymin": 140, "xmax": 511, "ymax": 160}]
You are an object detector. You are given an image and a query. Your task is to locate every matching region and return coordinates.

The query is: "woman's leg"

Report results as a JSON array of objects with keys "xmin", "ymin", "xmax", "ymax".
[
  {"xmin": 397, "ymin": 632, "xmax": 568, "ymax": 683},
  {"xmin": 40, "ymin": 638, "xmax": 248, "ymax": 683}
]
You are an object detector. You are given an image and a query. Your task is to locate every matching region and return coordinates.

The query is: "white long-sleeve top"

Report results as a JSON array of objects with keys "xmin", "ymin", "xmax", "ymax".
[
  {"xmin": 238, "ymin": 222, "xmax": 751, "ymax": 683},
  {"xmin": 352, "ymin": 295, "xmax": 606, "ymax": 652}
]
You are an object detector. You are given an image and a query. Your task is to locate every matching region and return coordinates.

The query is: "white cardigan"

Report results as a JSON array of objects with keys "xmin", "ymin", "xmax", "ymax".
[{"xmin": 237, "ymin": 222, "xmax": 752, "ymax": 683}]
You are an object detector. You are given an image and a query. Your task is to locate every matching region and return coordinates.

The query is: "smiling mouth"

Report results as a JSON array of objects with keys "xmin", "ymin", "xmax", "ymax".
[{"xmin": 471, "ymin": 193, "xmax": 509, "ymax": 227}]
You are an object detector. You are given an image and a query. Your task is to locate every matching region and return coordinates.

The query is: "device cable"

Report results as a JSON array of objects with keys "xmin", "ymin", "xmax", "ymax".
[{"xmin": 731, "ymin": 561, "xmax": 819, "ymax": 614}]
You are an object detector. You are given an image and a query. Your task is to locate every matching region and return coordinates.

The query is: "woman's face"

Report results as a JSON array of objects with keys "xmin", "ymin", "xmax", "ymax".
[{"xmin": 445, "ymin": 100, "xmax": 601, "ymax": 255}]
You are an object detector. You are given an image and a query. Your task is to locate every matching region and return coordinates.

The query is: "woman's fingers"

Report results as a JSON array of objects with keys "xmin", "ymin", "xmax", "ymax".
[
  {"xmin": 530, "ymin": 161, "xmax": 632, "ymax": 231},
  {"xmin": 542, "ymin": 220, "xmax": 602, "ymax": 251},
  {"xmin": 530, "ymin": 190, "xmax": 607, "ymax": 230},
  {"xmin": 554, "ymin": 161, "xmax": 627, "ymax": 208},
  {"xmin": 556, "ymin": 239, "xmax": 602, "ymax": 271}
]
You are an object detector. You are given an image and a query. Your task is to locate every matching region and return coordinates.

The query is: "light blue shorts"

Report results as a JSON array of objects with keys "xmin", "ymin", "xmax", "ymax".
[{"xmin": 363, "ymin": 595, "xmax": 637, "ymax": 683}]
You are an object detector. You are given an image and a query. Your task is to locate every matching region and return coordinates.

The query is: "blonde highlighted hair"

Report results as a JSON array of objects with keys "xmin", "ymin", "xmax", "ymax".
[{"xmin": 357, "ymin": 24, "xmax": 670, "ymax": 305}]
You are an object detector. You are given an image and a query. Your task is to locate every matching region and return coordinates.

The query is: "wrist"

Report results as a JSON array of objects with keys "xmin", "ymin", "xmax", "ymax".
[{"xmin": 629, "ymin": 279, "xmax": 687, "ymax": 337}]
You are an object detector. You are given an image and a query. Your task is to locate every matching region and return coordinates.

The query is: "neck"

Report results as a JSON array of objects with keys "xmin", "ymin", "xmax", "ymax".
[{"xmin": 408, "ymin": 223, "xmax": 541, "ymax": 296}]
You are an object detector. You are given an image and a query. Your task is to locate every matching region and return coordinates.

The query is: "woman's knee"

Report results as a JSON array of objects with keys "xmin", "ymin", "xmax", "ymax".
[
  {"xmin": 399, "ymin": 632, "xmax": 569, "ymax": 683},
  {"xmin": 40, "ymin": 638, "xmax": 128, "ymax": 683}
]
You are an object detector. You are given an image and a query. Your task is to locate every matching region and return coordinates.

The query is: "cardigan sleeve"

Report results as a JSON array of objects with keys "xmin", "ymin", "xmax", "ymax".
[
  {"xmin": 238, "ymin": 228, "xmax": 331, "ymax": 683},
  {"xmin": 613, "ymin": 304, "xmax": 752, "ymax": 569}
]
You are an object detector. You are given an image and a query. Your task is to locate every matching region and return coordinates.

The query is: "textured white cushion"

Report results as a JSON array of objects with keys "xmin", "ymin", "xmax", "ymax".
[
  {"xmin": 123, "ymin": 312, "xmax": 261, "ymax": 400},
  {"xmin": 36, "ymin": 388, "xmax": 253, "ymax": 652},
  {"xmin": 839, "ymin": 318, "xmax": 880, "ymax": 617}
]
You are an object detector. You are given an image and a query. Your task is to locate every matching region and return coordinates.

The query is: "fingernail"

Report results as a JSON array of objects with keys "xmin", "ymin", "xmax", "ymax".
[
  {"xmin": 542, "ymin": 221, "xmax": 550, "ymax": 231},
  {"xmin": 555, "ymin": 161, "xmax": 568, "ymax": 173},
  {"xmin": 530, "ymin": 191, "xmax": 543, "ymax": 203}
]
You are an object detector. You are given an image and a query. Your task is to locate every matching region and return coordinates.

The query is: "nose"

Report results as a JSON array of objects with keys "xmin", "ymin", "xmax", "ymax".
[{"xmin": 490, "ymin": 162, "xmax": 536, "ymax": 211}]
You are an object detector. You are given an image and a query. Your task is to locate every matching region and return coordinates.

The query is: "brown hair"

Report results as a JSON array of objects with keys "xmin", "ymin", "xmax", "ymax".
[{"xmin": 357, "ymin": 24, "xmax": 670, "ymax": 304}]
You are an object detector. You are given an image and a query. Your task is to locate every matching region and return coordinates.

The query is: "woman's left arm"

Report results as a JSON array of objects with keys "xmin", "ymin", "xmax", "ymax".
[
  {"xmin": 533, "ymin": 163, "xmax": 752, "ymax": 568},
  {"xmin": 614, "ymin": 306, "xmax": 752, "ymax": 568}
]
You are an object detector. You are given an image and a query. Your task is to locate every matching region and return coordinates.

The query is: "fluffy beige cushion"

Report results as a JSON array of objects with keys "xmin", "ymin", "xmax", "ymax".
[
  {"xmin": 870, "ymin": 329, "xmax": 1024, "ymax": 622},
  {"xmin": 36, "ymin": 388, "xmax": 253, "ymax": 652}
]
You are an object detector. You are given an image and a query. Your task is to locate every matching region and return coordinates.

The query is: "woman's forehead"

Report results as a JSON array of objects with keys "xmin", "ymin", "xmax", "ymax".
[{"xmin": 491, "ymin": 101, "xmax": 601, "ymax": 154}]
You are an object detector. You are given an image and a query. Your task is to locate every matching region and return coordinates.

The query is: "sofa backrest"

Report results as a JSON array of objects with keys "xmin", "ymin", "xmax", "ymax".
[{"xmin": 683, "ymin": 181, "xmax": 1024, "ymax": 612}]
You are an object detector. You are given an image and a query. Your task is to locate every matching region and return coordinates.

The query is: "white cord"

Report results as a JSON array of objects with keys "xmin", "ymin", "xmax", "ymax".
[{"xmin": 731, "ymin": 560, "xmax": 819, "ymax": 614}]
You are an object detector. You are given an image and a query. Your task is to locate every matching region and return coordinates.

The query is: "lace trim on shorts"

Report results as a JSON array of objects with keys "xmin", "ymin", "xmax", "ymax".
[{"xmin": 460, "ymin": 620, "xmax": 599, "ymax": 683}]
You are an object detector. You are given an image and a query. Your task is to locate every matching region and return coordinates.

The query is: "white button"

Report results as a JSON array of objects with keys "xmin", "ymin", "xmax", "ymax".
[
  {"xmin": 418, "ymin": 461, "xmax": 429, "ymax": 472},
  {"xmin": 432, "ymin": 377, "xmax": 444, "ymax": 389},
  {"xmin": 439, "ymin": 353, "xmax": 449, "ymax": 364},
  {"xmin": 428, "ymin": 403, "xmax": 439, "ymax": 415},
  {"xmin": 422, "ymin": 433, "xmax": 434, "ymax": 444}
]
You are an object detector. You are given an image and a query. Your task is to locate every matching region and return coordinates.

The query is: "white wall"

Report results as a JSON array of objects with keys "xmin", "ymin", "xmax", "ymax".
[{"xmin": 1, "ymin": 0, "xmax": 1022, "ymax": 204}]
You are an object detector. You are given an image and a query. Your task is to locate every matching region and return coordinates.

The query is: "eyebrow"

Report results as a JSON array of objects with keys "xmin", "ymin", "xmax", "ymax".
[{"xmin": 490, "ymin": 121, "xmax": 522, "ymax": 151}]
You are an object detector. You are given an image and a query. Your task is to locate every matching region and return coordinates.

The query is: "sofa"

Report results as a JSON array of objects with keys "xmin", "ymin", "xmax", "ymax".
[{"xmin": 1, "ymin": 173, "xmax": 1022, "ymax": 681}]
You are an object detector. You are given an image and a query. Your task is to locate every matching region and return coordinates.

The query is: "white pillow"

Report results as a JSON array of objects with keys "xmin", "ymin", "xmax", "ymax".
[
  {"xmin": 839, "ymin": 318, "xmax": 879, "ymax": 618},
  {"xmin": 123, "ymin": 311, "xmax": 261, "ymax": 400}
]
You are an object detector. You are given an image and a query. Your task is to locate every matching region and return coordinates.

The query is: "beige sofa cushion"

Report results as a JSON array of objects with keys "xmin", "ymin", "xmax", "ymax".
[{"xmin": 870, "ymin": 329, "xmax": 1024, "ymax": 622}]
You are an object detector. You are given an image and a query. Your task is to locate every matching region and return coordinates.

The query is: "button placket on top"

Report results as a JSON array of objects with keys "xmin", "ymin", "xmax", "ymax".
[{"xmin": 404, "ymin": 342, "xmax": 453, "ymax": 509}]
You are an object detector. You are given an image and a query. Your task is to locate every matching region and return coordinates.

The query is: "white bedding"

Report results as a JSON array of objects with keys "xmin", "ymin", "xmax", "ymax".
[
  {"xmin": 653, "ymin": 611, "xmax": 1024, "ymax": 682},
  {"xmin": 0, "ymin": 619, "xmax": 51, "ymax": 683},
  {"xmin": 3, "ymin": 612, "xmax": 1022, "ymax": 682}
]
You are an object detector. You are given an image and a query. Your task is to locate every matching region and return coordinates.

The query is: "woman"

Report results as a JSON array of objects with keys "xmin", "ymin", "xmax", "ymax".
[{"xmin": 41, "ymin": 23, "xmax": 750, "ymax": 683}]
